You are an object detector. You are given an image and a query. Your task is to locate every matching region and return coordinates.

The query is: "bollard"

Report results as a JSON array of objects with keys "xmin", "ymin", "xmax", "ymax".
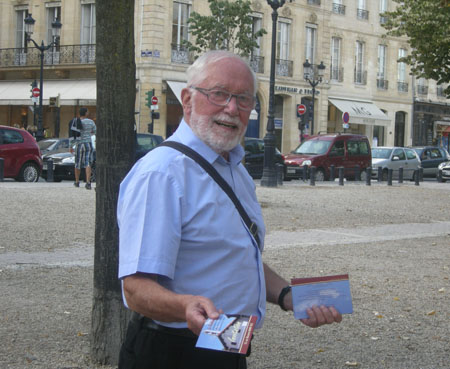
[
  {"xmin": 377, "ymin": 167, "xmax": 383, "ymax": 182},
  {"xmin": 338, "ymin": 167, "xmax": 344, "ymax": 186},
  {"xmin": 414, "ymin": 170, "xmax": 420, "ymax": 186},
  {"xmin": 0, "ymin": 157, "xmax": 4, "ymax": 182},
  {"xmin": 330, "ymin": 165, "xmax": 335, "ymax": 182},
  {"xmin": 419, "ymin": 167, "xmax": 424, "ymax": 182},
  {"xmin": 302, "ymin": 164, "xmax": 308, "ymax": 182},
  {"xmin": 365, "ymin": 167, "xmax": 371, "ymax": 186},
  {"xmin": 387, "ymin": 168, "xmax": 393, "ymax": 186},
  {"xmin": 276, "ymin": 163, "xmax": 283, "ymax": 186},
  {"xmin": 354, "ymin": 165, "xmax": 360, "ymax": 181},
  {"xmin": 437, "ymin": 170, "xmax": 443, "ymax": 183},
  {"xmin": 309, "ymin": 166, "xmax": 316, "ymax": 186},
  {"xmin": 398, "ymin": 167, "xmax": 403, "ymax": 184},
  {"xmin": 46, "ymin": 159, "xmax": 54, "ymax": 182}
]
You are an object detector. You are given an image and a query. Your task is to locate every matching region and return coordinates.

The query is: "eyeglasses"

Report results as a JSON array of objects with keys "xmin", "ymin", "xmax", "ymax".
[{"xmin": 190, "ymin": 86, "xmax": 256, "ymax": 111}]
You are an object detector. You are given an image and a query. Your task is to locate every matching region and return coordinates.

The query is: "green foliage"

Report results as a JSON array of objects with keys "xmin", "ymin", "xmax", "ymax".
[
  {"xmin": 183, "ymin": 0, "xmax": 267, "ymax": 58},
  {"xmin": 382, "ymin": 0, "xmax": 450, "ymax": 97}
]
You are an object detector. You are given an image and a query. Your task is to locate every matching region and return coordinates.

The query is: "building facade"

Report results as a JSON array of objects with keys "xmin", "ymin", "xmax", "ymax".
[{"xmin": 1, "ymin": 0, "xmax": 449, "ymax": 153}]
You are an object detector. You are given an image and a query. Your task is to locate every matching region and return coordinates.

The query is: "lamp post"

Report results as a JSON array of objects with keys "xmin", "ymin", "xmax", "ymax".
[
  {"xmin": 302, "ymin": 59, "xmax": 325, "ymax": 136},
  {"xmin": 261, "ymin": 0, "xmax": 290, "ymax": 187},
  {"xmin": 24, "ymin": 14, "xmax": 62, "ymax": 141}
]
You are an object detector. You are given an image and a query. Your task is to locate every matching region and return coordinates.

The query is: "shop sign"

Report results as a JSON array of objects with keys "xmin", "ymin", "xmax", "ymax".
[{"xmin": 275, "ymin": 85, "xmax": 320, "ymax": 96}]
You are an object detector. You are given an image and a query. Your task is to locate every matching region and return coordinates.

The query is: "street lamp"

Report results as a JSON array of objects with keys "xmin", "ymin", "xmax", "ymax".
[
  {"xmin": 302, "ymin": 59, "xmax": 325, "ymax": 136},
  {"xmin": 261, "ymin": 0, "xmax": 291, "ymax": 187},
  {"xmin": 24, "ymin": 14, "xmax": 62, "ymax": 141}
]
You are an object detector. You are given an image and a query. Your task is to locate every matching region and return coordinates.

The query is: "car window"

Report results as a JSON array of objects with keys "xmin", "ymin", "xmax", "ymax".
[
  {"xmin": 329, "ymin": 141, "xmax": 344, "ymax": 156},
  {"xmin": 430, "ymin": 148, "xmax": 441, "ymax": 158},
  {"xmin": 372, "ymin": 148, "xmax": 392, "ymax": 159},
  {"xmin": 347, "ymin": 141, "xmax": 369, "ymax": 156},
  {"xmin": 296, "ymin": 139, "xmax": 331, "ymax": 155},
  {"xmin": 405, "ymin": 149, "xmax": 417, "ymax": 160},
  {"xmin": 137, "ymin": 135, "xmax": 157, "ymax": 150},
  {"xmin": 393, "ymin": 148, "xmax": 405, "ymax": 160},
  {"xmin": 0, "ymin": 129, "xmax": 24, "ymax": 145}
]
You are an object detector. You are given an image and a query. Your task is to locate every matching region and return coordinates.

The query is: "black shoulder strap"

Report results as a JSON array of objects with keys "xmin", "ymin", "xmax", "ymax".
[{"xmin": 159, "ymin": 141, "xmax": 261, "ymax": 248}]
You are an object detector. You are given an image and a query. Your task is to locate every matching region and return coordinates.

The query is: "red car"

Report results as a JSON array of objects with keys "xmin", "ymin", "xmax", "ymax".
[{"xmin": 0, "ymin": 125, "xmax": 43, "ymax": 182}]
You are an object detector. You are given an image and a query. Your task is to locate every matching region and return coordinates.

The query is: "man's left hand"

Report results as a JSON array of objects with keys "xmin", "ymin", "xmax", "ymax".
[{"xmin": 300, "ymin": 305, "xmax": 342, "ymax": 328}]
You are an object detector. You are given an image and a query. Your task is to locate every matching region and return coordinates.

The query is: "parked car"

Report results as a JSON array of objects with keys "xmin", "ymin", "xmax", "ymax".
[
  {"xmin": 284, "ymin": 133, "xmax": 371, "ymax": 181},
  {"xmin": 42, "ymin": 133, "xmax": 163, "ymax": 182},
  {"xmin": 371, "ymin": 147, "xmax": 421, "ymax": 180},
  {"xmin": 438, "ymin": 160, "xmax": 450, "ymax": 182},
  {"xmin": 38, "ymin": 138, "xmax": 72, "ymax": 155},
  {"xmin": 410, "ymin": 146, "xmax": 450, "ymax": 178},
  {"xmin": 244, "ymin": 137, "xmax": 285, "ymax": 179},
  {"xmin": 0, "ymin": 125, "xmax": 43, "ymax": 182}
]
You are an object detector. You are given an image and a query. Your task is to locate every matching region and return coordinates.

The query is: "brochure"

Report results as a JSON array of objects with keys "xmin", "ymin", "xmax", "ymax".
[
  {"xmin": 195, "ymin": 314, "xmax": 257, "ymax": 355},
  {"xmin": 291, "ymin": 274, "xmax": 353, "ymax": 320}
]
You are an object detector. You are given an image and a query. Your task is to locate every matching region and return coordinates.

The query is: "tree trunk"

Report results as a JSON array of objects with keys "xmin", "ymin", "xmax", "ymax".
[{"xmin": 91, "ymin": 0, "xmax": 136, "ymax": 365}]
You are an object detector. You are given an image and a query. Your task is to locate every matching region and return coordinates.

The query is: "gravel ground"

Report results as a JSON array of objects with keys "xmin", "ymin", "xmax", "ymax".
[{"xmin": 0, "ymin": 180, "xmax": 449, "ymax": 369}]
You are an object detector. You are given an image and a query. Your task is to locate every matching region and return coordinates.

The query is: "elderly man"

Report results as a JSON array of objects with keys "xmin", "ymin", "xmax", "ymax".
[{"xmin": 117, "ymin": 50, "xmax": 341, "ymax": 369}]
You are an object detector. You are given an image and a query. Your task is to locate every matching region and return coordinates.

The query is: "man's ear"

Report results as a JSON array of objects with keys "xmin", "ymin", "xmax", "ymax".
[{"xmin": 181, "ymin": 88, "xmax": 192, "ymax": 123}]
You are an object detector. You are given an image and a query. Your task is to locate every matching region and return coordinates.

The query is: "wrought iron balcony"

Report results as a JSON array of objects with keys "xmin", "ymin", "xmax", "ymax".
[
  {"xmin": 249, "ymin": 55, "xmax": 264, "ymax": 74},
  {"xmin": 171, "ymin": 44, "xmax": 193, "ymax": 65},
  {"xmin": 331, "ymin": 66, "xmax": 344, "ymax": 82},
  {"xmin": 276, "ymin": 59, "xmax": 293, "ymax": 77},
  {"xmin": 417, "ymin": 85, "xmax": 428, "ymax": 95},
  {"xmin": 357, "ymin": 9, "xmax": 369, "ymax": 20},
  {"xmin": 0, "ymin": 44, "xmax": 96, "ymax": 68},
  {"xmin": 437, "ymin": 85, "xmax": 446, "ymax": 97},
  {"xmin": 397, "ymin": 81, "xmax": 408, "ymax": 92},
  {"xmin": 377, "ymin": 79, "xmax": 389, "ymax": 90},
  {"xmin": 332, "ymin": 3, "xmax": 346, "ymax": 15},
  {"xmin": 354, "ymin": 70, "xmax": 367, "ymax": 85},
  {"xmin": 379, "ymin": 16, "xmax": 388, "ymax": 24}
]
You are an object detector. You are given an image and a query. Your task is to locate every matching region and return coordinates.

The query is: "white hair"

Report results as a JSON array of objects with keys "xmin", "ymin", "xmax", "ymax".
[{"xmin": 186, "ymin": 50, "xmax": 257, "ymax": 94}]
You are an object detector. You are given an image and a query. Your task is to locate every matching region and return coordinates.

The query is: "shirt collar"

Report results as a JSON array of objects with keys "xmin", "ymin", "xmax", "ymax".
[{"xmin": 170, "ymin": 119, "xmax": 245, "ymax": 166}]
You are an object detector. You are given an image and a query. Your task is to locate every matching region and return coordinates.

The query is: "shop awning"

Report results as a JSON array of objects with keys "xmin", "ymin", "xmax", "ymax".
[
  {"xmin": 329, "ymin": 97, "xmax": 390, "ymax": 126},
  {"xmin": 0, "ymin": 80, "xmax": 96, "ymax": 106},
  {"xmin": 166, "ymin": 80, "xmax": 186, "ymax": 104}
]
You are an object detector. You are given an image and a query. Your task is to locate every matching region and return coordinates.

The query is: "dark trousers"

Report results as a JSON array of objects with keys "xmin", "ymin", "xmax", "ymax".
[{"xmin": 119, "ymin": 316, "xmax": 247, "ymax": 369}]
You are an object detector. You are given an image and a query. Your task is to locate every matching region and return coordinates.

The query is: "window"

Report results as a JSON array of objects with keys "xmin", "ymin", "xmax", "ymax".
[
  {"xmin": 357, "ymin": 0, "xmax": 369, "ymax": 19},
  {"xmin": 46, "ymin": 5, "xmax": 61, "ymax": 45},
  {"xmin": 15, "ymin": 8, "xmax": 28, "ymax": 49},
  {"xmin": 250, "ymin": 14, "xmax": 264, "ymax": 73},
  {"xmin": 355, "ymin": 41, "xmax": 365, "ymax": 84},
  {"xmin": 332, "ymin": 0, "xmax": 346, "ymax": 15},
  {"xmin": 331, "ymin": 37, "xmax": 342, "ymax": 82},
  {"xmin": 172, "ymin": 1, "xmax": 190, "ymax": 48},
  {"xmin": 330, "ymin": 141, "xmax": 345, "ymax": 157},
  {"xmin": 377, "ymin": 45, "xmax": 388, "ymax": 89},
  {"xmin": 379, "ymin": 0, "xmax": 388, "ymax": 23},
  {"xmin": 305, "ymin": 25, "xmax": 317, "ymax": 64},
  {"xmin": 393, "ymin": 148, "xmax": 406, "ymax": 160},
  {"xmin": 277, "ymin": 19, "xmax": 290, "ymax": 60},
  {"xmin": 81, "ymin": 3, "xmax": 96, "ymax": 44},
  {"xmin": 0, "ymin": 129, "xmax": 24, "ymax": 145},
  {"xmin": 397, "ymin": 49, "xmax": 406, "ymax": 82},
  {"xmin": 405, "ymin": 149, "xmax": 417, "ymax": 160},
  {"xmin": 417, "ymin": 78, "xmax": 428, "ymax": 95},
  {"xmin": 347, "ymin": 141, "xmax": 369, "ymax": 156}
]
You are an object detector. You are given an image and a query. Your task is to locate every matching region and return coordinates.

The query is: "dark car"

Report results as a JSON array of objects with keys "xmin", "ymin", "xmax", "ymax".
[
  {"xmin": 244, "ymin": 137, "xmax": 285, "ymax": 179},
  {"xmin": 42, "ymin": 133, "xmax": 164, "ymax": 182},
  {"xmin": 284, "ymin": 133, "xmax": 371, "ymax": 181},
  {"xmin": 410, "ymin": 146, "xmax": 450, "ymax": 178},
  {"xmin": 0, "ymin": 125, "xmax": 43, "ymax": 182},
  {"xmin": 38, "ymin": 138, "xmax": 72, "ymax": 155}
]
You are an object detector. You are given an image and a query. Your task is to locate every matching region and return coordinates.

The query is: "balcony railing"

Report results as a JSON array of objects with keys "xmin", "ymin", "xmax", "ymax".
[
  {"xmin": 332, "ymin": 3, "xmax": 346, "ymax": 15},
  {"xmin": 380, "ymin": 16, "xmax": 388, "ymax": 24},
  {"xmin": 307, "ymin": 0, "xmax": 321, "ymax": 6},
  {"xmin": 171, "ymin": 44, "xmax": 193, "ymax": 64},
  {"xmin": 0, "ymin": 44, "xmax": 96, "ymax": 67},
  {"xmin": 357, "ymin": 9, "xmax": 369, "ymax": 20},
  {"xmin": 276, "ymin": 59, "xmax": 293, "ymax": 77},
  {"xmin": 397, "ymin": 81, "xmax": 408, "ymax": 92},
  {"xmin": 249, "ymin": 55, "xmax": 264, "ymax": 74},
  {"xmin": 377, "ymin": 79, "xmax": 389, "ymax": 90},
  {"xmin": 330, "ymin": 66, "xmax": 344, "ymax": 82},
  {"xmin": 417, "ymin": 85, "xmax": 428, "ymax": 95},
  {"xmin": 354, "ymin": 69, "xmax": 367, "ymax": 85}
]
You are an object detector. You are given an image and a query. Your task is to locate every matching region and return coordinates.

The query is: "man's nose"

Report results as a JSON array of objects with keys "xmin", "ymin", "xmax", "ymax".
[{"xmin": 223, "ymin": 95, "xmax": 239, "ymax": 115}]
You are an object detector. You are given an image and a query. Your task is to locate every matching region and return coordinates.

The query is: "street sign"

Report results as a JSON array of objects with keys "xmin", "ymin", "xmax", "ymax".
[
  {"xmin": 342, "ymin": 111, "xmax": 350, "ymax": 123},
  {"xmin": 297, "ymin": 104, "xmax": 306, "ymax": 115},
  {"xmin": 151, "ymin": 96, "xmax": 158, "ymax": 105},
  {"xmin": 32, "ymin": 87, "xmax": 40, "ymax": 98}
]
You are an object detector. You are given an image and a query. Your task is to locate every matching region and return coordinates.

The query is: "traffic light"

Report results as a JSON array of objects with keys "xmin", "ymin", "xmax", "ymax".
[
  {"xmin": 151, "ymin": 111, "xmax": 160, "ymax": 120},
  {"xmin": 145, "ymin": 90, "xmax": 153, "ymax": 108},
  {"xmin": 308, "ymin": 102, "xmax": 314, "ymax": 122}
]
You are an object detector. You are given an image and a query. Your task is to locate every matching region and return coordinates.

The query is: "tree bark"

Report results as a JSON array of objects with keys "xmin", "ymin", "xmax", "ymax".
[{"xmin": 91, "ymin": 0, "xmax": 136, "ymax": 365}]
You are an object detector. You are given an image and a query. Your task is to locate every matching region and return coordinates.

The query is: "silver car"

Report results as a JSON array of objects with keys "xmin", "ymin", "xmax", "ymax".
[
  {"xmin": 438, "ymin": 161, "xmax": 450, "ymax": 182},
  {"xmin": 371, "ymin": 147, "xmax": 421, "ymax": 180}
]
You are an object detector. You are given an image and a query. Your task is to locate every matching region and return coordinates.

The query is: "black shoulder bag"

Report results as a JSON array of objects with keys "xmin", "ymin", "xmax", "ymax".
[{"xmin": 159, "ymin": 141, "xmax": 261, "ymax": 248}]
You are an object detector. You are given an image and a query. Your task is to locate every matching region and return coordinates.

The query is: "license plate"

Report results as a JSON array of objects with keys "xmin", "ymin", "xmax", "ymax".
[{"xmin": 287, "ymin": 168, "xmax": 297, "ymax": 174}]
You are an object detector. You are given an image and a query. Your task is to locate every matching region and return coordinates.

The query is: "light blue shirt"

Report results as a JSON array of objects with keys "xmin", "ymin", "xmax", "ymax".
[{"xmin": 117, "ymin": 120, "xmax": 266, "ymax": 328}]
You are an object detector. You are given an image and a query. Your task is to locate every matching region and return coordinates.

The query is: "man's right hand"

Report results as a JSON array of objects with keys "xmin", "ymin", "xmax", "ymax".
[{"xmin": 184, "ymin": 296, "xmax": 221, "ymax": 335}]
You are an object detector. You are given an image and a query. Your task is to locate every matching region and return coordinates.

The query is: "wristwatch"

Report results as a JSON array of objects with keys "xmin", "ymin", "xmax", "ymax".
[{"xmin": 278, "ymin": 285, "xmax": 291, "ymax": 311}]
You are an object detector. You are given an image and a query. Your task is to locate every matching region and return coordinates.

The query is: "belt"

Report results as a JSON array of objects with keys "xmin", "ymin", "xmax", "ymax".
[{"xmin": 131, "ymin": 312, "xmax": 197, "ymax": 339}]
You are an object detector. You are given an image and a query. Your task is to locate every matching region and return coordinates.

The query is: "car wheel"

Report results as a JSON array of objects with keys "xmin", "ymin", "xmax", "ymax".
[
  {"xmin": 18, "ymin": 162, "xmax": 40, "ymax": 182},
  {"xmin": 315, "ymin": 168, "xmax": 325, "ymax": 182}
]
